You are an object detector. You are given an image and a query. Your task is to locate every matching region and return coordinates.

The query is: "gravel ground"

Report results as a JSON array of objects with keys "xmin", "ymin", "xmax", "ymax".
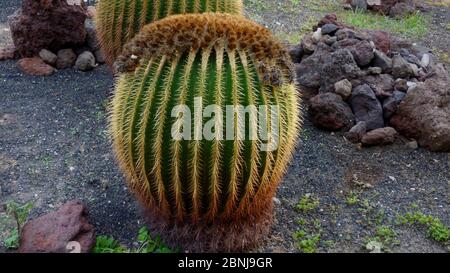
[
  {"xmin": 0, "ymin": 0, "xmax": 16, "ymax": 47},
  {"xmin": 0, "ymin": 0, "xmax": 449, "ymax": 253},
  {"xmin": 420, "ymin": 4, "xmax": 450, "ymax": 66}
]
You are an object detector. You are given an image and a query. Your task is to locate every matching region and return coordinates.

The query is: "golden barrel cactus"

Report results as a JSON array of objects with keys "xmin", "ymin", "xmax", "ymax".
[
  {"xmin": 110, "ymin": 13, "xmax": 301, "ymax": 252},
  {"xmin": 95, "ymin": 0, "xmax": 244, "ymax": 66}
]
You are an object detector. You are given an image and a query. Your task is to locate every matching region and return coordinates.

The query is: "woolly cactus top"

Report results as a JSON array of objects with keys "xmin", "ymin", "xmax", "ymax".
[{"xmin": 115, "ymin": 13, "xmax": 295, "ymax": 86}]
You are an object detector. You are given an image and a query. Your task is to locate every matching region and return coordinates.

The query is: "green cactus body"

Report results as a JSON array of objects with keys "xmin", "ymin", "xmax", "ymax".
[
  {"xmin": 110, "ymin": 13, "xmax": 301, "ymax": 251},
  {"xmin": 95, "ymin": 0, "xmax": 244, "ymax": 67}
]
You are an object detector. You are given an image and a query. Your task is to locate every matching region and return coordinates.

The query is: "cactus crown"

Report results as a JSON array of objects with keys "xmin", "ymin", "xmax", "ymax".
[
  {"xmin": 96, "ymin": 0, "xmax": 244, "ymax": 66},
  {"xmin": 116, "ymin": 13, "xmax": 294, "ymax": 86}
]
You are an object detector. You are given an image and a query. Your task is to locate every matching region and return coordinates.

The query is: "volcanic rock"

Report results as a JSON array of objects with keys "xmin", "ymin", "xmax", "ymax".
[
  {"xmin": 350, "ymin": 84, "xmax": 385, "ymax": 130},
  {"xmin": 17, "ymin": 57, "xmax": 55, "ymax": 76},
  {"xmin": 19, "ymin": 200, "xmax": 95, "ymax": 253},
  {"xmin": 309, "ymin": 93, "xmax": 355, "ymax": 131},
  {"xmin": 8, "ymin": 0, "xmax": 87, "ymax": 57}
]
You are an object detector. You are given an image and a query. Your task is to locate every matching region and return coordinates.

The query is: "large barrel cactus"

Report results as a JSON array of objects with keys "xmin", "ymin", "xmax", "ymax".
[
  {"xmin": 95, "ymin": 0, "xmax": 243, "ymax": 66},
  {"xmin": 110, "ymin": 13, "xmax": 301, "ymax": 252}
]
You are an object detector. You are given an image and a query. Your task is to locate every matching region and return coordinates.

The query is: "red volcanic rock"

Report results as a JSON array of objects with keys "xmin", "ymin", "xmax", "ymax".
[
  {"xmin": 390, "ymin": 64, "xmax": 450, "ymax": 152},
  {"xmin": 8, "ymin": 0, "xmax": 87, "ymax": 57},
  {"xmin": 309, "ymin": 93, "xmax": 355, "ymax": 131},
  {"xmin": 19, "ymin": 200, "xmax": 95, "ymax": 253},
  {"xmin": 365, "ymin": 30, "xmax": 390, "ymax": 53},
  {"xmin": 17, "ymin": 57, "xmax": 55, "ymax": 76},
  {"xmin": 362, "ymin": 127, "xmax": 397, "ymax": 146},
  {"xmin": 315, "ymin": 13, "xmax": 349, "ymax": 30}
]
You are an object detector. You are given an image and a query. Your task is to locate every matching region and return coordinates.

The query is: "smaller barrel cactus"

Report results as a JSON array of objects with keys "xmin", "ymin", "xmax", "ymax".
[{"xmin": 95, "ymin": 0, "xmax": 244, "ymax": 67}]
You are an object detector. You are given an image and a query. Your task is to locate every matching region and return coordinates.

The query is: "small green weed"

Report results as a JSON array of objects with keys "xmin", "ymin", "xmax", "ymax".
[
  {"xmin": 93, "ymin": 227, "xmax": 176, "ymax": 253},
  {"xmin": 365, "ymin": 226, "xmax": 398, "ymax": 253},
  {"xmin": 345, "ymin": 191, "xmax": 360, "ymax": 206},
  {"xmin": 295, "ymin": 194, "xmax": 320, "ymax": 213},
  {"xmin": 397, "ymin": 211, "xmax": 450, "ymax": 243},
  {"xmin": 293, "ymin": 231, "xmax": 321, "ymax": 253},
  {"xmin": 2, "ymin": 201, "xmax": 34, "ymax": 249},
  {"xmin": 341, "ymin": 10, "xmax": 429, "ymax": 38}
]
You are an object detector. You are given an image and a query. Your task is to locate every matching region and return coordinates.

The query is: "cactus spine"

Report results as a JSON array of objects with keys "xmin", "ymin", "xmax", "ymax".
[
  {"xmin": 110, "ymin": 13, "xmax": 301, "ymax": 252},
  {"xmin": 95, "ymin": 0, "xmax": 244, "ymax": 67}
]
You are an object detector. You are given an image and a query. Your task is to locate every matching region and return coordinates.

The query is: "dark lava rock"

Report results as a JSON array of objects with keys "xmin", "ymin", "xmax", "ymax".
[
  {"xmin": 316, "ymin": 13, "xmax": 348, "ymax": 30},
  {"xmin": 383, "ymin": 91, "xmax": 406, "ymax": 120},
  {"xmin": 85, "ymin": 19, "xmax": 99, "ymax": 52},
  {"xmin": 400, "ymin": 49, "xmax": 421, "ymax": 67},
  {"xmin": 296, "ymin": 61, "xmax": 321, "ymax": 89},
  {"xmin": 350, "ymin": 40, "xmax": 375, "ymax": 67},
  {"xmin": 321, "ymin": 24, "xmax": 339, "ymax": 35},
  {"xmin": 309, "ymin": 93, "xmax": 355, "ymax": 131},
  {"xmin": 332, "ymin": 38, "xmax": 360, "ymax": 50},
  {"xmin": 320, "ymin": 49, "xmax": 361, "ymax": 93},
  {"xmin": 301, "ymin": 34, "xmax": 317, "ymax": 54},
  {"xmin": 392, "ymin": 54, "xmax": 414, "ymax": 79},
  {"xmin": 335, "ymin": 28, "xmax": 357, "ymax": 41},
  {"xmin": 320, "ymin": 35, "xmax": 337, "ymax": 46},
  {"xmin": 56, "ymin": 49, "xmax": 77, "ymax": 69},
  {"xmin": 357, "ymin": 73, "xmax": 395, "ymax": 99},
  {"xmin": 288, "ymin": 44, "xmax": 304, "ymax": 64},
  {"xmin": 8, "ymin": 0, "xmax": 87, "ymax": 57},
  {"xmin": 296, "ymin": 45, "xmax": 332, "ymax": 89},
  {"xmin": 350, "ymin": 84, "xmax": 385, "ymax": 131},
  {"xmin": 19, "ymin": 200, "xmax": 95, "ymax": 253},
  {"xmin": 372, "ymin": 50, "xmax": 393, "ymax": 74},
  {"xmin": 94, "ymin": 49, "xmax": 105, "ymax": 64},
  {"xmin": 390, "ymin": 35, "xmax": 413, "ymax": 54}
]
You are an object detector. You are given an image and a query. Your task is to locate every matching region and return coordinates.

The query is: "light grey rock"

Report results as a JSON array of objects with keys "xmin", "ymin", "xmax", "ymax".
[
  {"xmin": 420, "ymin": 53, "xmax": 430, "ymax": 68},
  {"xmin": 334, "ymin": 79, "xmax": 352, "ymax": 100},
  {"xmin": 39, "ymin": 49, "xmax": 57, "ymax": 66},
  {"xmin": 368, "ymin": 67, "xmax": 382, "ymax": 75},
  {"xmin": 74, "ymin": 51, "xmax": 96, "ymax": 71},
  {"xmin": 312, "ymin": 28, "xmax": 323, "ymax": 43}
]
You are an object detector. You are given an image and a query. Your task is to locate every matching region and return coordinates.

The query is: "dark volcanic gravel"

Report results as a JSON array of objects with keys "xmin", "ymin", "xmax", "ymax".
[
  {"xmin": 0, "ymin": 0, "xmax": 449, "ymax": 253},
  {"xmin": 0, "ymin": 0, "xmax": 18, "ymax": 22},
  {"xmin": 0, "ymin": 60, "xmax": 144, "ymax": 252},
  {"xmin": 1, "ymin": 57, "xmax": 448, "ymax": 253}
]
